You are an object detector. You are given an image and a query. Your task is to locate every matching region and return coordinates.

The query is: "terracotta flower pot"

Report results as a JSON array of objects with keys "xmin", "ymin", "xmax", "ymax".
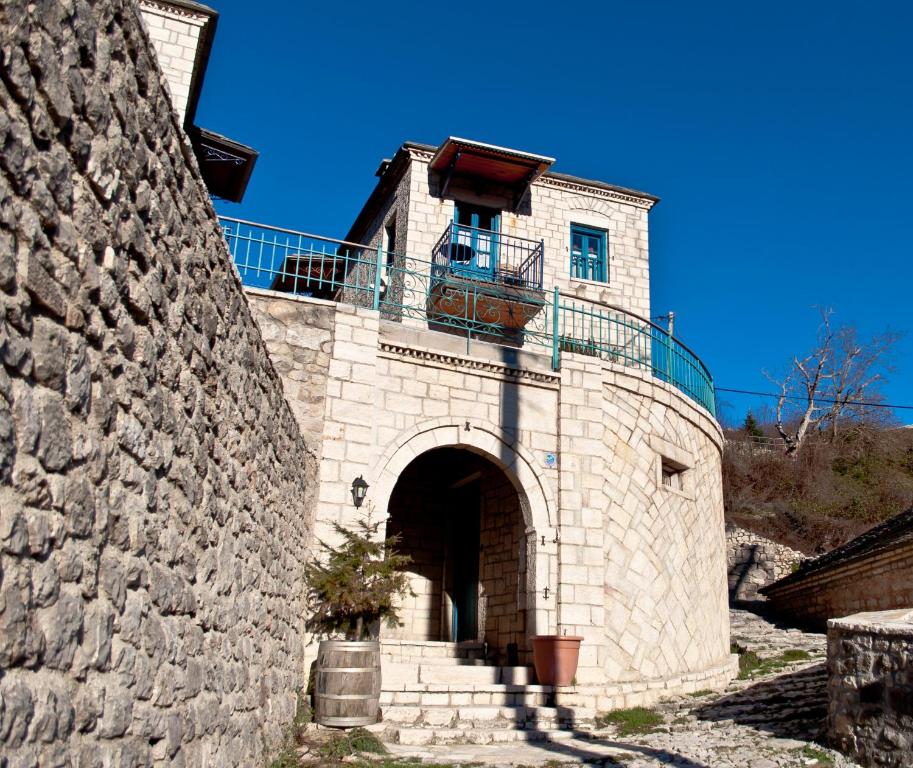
[{"xmin": 531, "ymin": 635, "xmax": 583, "ymax": 686}]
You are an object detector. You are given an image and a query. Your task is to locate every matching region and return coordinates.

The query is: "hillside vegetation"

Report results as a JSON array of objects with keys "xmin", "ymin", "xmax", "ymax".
[{"xmin": 723, "ymin": 425, "xmax": 913, "ymax": 553}]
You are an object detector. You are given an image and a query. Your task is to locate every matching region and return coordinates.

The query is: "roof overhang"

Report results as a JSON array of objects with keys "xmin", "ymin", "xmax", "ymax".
[
  {"xmin": 188, "ymin": 127, "xmax": 258, "ymax": 203},
  {"xmin": 429, "ymin": 137, "xmax": 555, "ymax": 211}
]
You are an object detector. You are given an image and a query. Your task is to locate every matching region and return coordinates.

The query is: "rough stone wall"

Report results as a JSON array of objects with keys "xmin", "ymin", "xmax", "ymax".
[
  {"xmin": 384, "ymin": 466, "xmax": 446, "ymax": 641},
  {"xmin": 246, "ymin": 290, "xmax": 334, "ymax": 466},
  {"xmin": 0, "ymin": 2, "xmax": 315, "ymax": 764},
  {"xmin": 402, "ymin": 148, "xmax": 653, "ymax": 319},
  {"xmin": 828, "ymin": 610, "xmax": 913, "ymax": 768},
  {"xmin": 726, "ymin": 525, "xmax": 805, "ymax": 602},
  {"xmin": 479, "ymin": 469, "xmax": 526, "ymax": 661},
  {"xmin": 137, "ymin": 0, "xmax": 210, "ymax": 125},
  {"xmin": 764, "ymin": 539, "xmax": 913, "ymax": 630}
]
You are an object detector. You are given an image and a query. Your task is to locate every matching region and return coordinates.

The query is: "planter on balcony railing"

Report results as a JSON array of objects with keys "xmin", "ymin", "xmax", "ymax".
[{"xmin": 427, "ymin": 274, "xmax": 546, "ymax": 334}]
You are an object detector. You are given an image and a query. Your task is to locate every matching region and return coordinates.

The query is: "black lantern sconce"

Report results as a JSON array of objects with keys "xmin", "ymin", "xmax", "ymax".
[{"xmin": 351, "ymin": 475, "xmax": 369, "ymax": 508}]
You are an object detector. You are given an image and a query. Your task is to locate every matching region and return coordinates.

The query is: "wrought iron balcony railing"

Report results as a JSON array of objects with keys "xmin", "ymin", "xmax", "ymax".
[
  {"xmin": 219, "ymin": 216, "xmax": 715, "ymax": 416},
  {"xmin": 431, "ymin": 222, "xmax": 544, "ymax": 291}
]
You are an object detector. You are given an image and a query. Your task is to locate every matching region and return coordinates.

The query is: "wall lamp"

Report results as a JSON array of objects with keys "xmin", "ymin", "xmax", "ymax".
[{"xmin": 351, "ymin": 475, "xmax": 369, "ymax": 508}]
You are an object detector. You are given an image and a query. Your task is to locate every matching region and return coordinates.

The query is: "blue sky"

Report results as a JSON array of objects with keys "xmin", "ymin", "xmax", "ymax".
[{"xmin": 201, "ymin": 0, "xmax": 913, "ymax": 426}]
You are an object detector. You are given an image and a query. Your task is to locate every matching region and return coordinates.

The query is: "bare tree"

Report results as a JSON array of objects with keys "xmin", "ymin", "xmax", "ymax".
[{"xmin": 765, "ymin": 309, "xmax": 901, "ymax": 454}]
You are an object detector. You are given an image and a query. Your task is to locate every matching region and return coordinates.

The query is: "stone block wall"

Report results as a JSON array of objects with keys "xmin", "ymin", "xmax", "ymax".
[
  {"xmin": 764, "ymin": 539, "xmax": 913, "ymax": 630},
  {"xmin": 726, "ymin": 525, "xmax": 805, "ymax": 602},
  {"xmin": 247, "ymin": 285, "xmax": 736, "ymax": 708},
  {"xmin": 828, "ymin": 609, "xmax": 913, "ymax": 768},
  {"xmin": 0, "ymin": 2, "xmax": 315, "ymax": 764}
]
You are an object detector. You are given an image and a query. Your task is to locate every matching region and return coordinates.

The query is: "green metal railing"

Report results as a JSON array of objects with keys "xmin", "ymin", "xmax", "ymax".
[{"xmin": 219, "ymin": 216, "xmax": 715, "ymax": 416}]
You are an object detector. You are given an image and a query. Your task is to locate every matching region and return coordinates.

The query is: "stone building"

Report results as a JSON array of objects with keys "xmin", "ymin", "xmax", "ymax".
[
  {"xmin": 138, "ymin": 0, "xmax": 257, "ymax": 201},
  {"xmin": 222, "ymin": 136, "xmax": 737, "ymax": 732},
  {"xmin": 763, "ymin": 506, "xmax": 913, "ymax": 631}
]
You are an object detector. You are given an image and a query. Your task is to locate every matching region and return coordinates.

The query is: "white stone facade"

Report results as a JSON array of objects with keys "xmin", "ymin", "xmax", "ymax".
[
  {"xmin": 248, "ymin": 291, "xmax": 735, "ymax": 711},
  {"xmin": 241, "ymin": 138, "xmax": 734, "ymax": 713},
  {"xmin": 138, "ymin": 0, "xmax": 212, "ymax": 126}
]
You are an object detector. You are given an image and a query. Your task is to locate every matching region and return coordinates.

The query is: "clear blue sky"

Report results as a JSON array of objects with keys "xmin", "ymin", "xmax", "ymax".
[{"xmin": 201, "ymin": 0, "xmax": 913, "ymax": 426}]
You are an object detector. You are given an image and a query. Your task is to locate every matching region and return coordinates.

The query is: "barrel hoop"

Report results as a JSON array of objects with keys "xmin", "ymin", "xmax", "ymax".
[
  {"xmin": 319, "ymin": 716, "xmax": 377, "ymax": 726},
  {"xmin": 315, "ymin": 693, "xmax": 380, "ymax": 701},
  {"xmin": 316, "ymin": 667, "xmax": 380, "ymax": 673},
  {"xmin": 318, "ymin": 641, "xmax": 380, "ymax": 650}
]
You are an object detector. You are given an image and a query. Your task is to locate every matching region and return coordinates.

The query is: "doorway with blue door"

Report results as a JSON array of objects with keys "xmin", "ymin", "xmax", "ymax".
[
  {"xmin": 383, "ymin": 447, "xmax": 528, "ymax": 660},
  {"xmin": 451, "ymin": 202, "xmax": 500, "ymax": 281}
]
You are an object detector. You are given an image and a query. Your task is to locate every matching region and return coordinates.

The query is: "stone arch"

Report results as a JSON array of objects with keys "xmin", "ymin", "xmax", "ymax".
[
  {"xmin": 566, "ymin": 197, "xmax": 613, "ymax": 218},
  {"xmin": 371, "ymin": 419, "xmax": 559, "ymax": 639},
  {"xmin": 372, "ymin": 419, "xmax": 556, "ymax": 535}
]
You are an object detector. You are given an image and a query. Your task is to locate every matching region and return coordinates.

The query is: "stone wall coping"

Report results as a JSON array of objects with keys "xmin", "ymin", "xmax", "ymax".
[
  {"xmin": 243, "ymin": 285, "xmax": 339, "ymax": 308},
  {"xmin": 828, "ymin": 608, "xmax": 913, "ymax": 636}
]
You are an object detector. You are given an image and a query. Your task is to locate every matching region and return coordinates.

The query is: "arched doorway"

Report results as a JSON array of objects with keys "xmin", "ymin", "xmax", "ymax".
[{"xmin": 385, "ymin": 447, "xmax": 529, "ymax": 664}]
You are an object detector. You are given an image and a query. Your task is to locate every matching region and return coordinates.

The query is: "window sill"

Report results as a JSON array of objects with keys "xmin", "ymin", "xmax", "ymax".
[
  {"xmin": 659, "ymin": 484, "xmax": 695, "ymax": 502},
  {"xmin": 569, "ymin": 277, "xmax": 611, "ymax": 289}
]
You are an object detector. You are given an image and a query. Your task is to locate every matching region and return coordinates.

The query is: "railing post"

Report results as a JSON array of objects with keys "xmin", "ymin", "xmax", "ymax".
[
  {"xmin": 551, "ymin": 286, "xmax": 560, "ymax": 372},
  {"xmin": 372, "ymin": 241, "xmax": 384, "ymax": 311},
  {"xmin": 539, "ymin": 239, "xmax": 545, "ymax": 287}
]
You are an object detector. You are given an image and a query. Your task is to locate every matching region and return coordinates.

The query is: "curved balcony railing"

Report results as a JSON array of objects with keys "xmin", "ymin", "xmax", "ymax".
[{"xmin": 218, "ymin": 216, "xmax": 715, "ymax": 416}]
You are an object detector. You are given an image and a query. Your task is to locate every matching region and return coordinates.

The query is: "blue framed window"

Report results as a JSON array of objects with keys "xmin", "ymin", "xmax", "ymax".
[{"xmin": 570, "ymin": 224, "xmax": 607, "ymax": 282}]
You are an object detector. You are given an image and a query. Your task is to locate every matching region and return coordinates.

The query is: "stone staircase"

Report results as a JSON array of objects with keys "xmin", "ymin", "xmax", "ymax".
[{"xmin": 369, "ymin": 639, "xmax": 596, "ymax": 745}]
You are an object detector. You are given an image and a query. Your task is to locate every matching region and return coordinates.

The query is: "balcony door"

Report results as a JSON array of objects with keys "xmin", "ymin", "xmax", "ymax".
[{"xmin": 453, "ymin": 202, "xmax": 500, "ymax": 280}]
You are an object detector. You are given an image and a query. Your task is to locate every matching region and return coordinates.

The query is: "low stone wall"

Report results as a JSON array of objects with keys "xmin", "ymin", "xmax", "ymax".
[
  {"xmin": 1, "ymin": 1, "xmax": 315, "ymax": 764},
  {"xmin": 828, "ymin": 609, "xmax": 913, "ymax": 768},
  {"xmin": 726, "ymin": 525, "xmax": 805, "ymax": 601}
]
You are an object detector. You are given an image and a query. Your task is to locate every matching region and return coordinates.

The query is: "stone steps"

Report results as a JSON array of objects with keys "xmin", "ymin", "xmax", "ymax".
[
  {"xmin": 368, "ymin": 722, "xmax": 587, "ymax": 746},
  {"xmin": 381, "ymin": 683, "xmax": 554, "ymax": 708},
  {"xmin": 382, "ymin": 661, "xmax": 535, "ymax": 687},
  {"xmin": 372, "ymin": 639, "xmax": 595, "ymax": 745},
  {"xmin": 381, "ymin": 704, "xmax": 594, "ymax": 729},
  {"xmin": 379, "ymin": 639, "xmax": 486, "ymax": 665}
]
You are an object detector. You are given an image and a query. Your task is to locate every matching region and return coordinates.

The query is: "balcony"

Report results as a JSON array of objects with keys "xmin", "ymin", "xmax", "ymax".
[
  {"xmin": 218, "ymin": 216, "xmax": 716, "ymax": 416},
  {"xmin": 428, "ymin": 222, "xmax": 545, "ymax": 332}
]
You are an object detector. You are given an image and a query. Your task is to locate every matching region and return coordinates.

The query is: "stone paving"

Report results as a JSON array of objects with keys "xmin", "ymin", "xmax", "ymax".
[{"xmin": 383, "ymin": 608, "xmax": 860, "ymax": 767}]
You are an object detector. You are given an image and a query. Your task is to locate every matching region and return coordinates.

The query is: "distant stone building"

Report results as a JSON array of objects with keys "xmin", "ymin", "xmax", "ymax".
[
  {"xmin": 223, "ymin": 135, "xmax": 737, "ymax": 725},
  {"xmin": 138, "ymin": 0, "xmax": 257, "ymax": 201},
  {"xmin": 763, "ymin": 506, "xmax": 913, "ymax": 630}
]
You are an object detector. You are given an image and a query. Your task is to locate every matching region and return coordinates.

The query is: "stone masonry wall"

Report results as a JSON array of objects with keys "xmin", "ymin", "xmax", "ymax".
[
  {"xmin": 246, "ymin": 290, "xmax": 335, "ymax": 466},
  {"xmin": 828, "ymin": 609, "xmax": 913, "ymax": 768},
  {"xmin": 0, "ymin": 2, "xmax": 315, "ymax": 764},
  {"xmin": 726, "ymin": 525, "xmax": 805, "ymax": 602},
  {"xmin": 764, "ymin": 539, "xmax": 913, "ymax": 630}
]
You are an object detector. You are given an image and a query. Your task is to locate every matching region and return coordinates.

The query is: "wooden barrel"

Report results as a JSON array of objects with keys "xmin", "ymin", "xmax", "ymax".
[{"xmin": 314, "ymin": 639, "xmax": 381, "ymax": 727}]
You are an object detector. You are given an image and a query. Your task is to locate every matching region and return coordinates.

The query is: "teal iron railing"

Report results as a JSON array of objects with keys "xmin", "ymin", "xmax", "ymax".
[{"xmin": 219, "ymin": 216, "xmax": 715, "ymax": 416}]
